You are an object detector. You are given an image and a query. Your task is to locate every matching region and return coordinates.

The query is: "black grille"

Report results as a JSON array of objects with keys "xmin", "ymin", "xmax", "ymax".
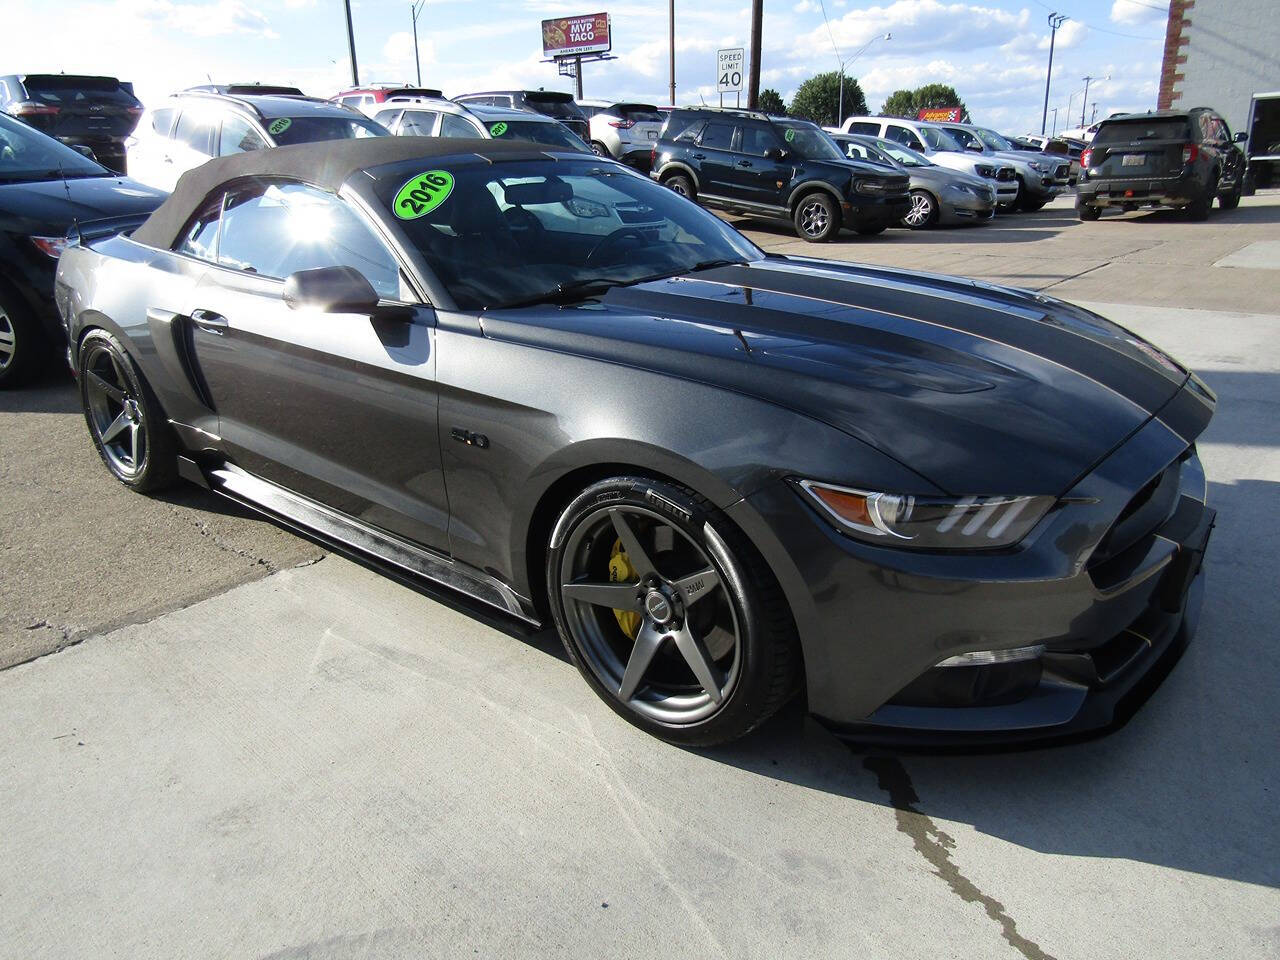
[
  {"xmin": 1055, "ymin": 163, "xmax": 1070, "ymax": 180},
  {"xmin": 1088, "ymin": 455, "xmax": 1186, "ymax": 583},
  {"xmin": 997, "ymin": 168, "xmax": 1016, "ymax": 181},
  {"xmin": 885, "ymin": 175, "xmax": 910, "ymax": 194}
]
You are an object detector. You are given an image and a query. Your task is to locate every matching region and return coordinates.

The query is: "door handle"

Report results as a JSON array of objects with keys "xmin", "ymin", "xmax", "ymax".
[
  {"xmin": 737, "ymin": 160, "xmax": 753, "ymax": 167},
  {"xmin": 189, "ymin": 309, "xmax": 228, "ymax": 335},
  {"xmin": 693, "ymin": 153, "xmax": 706, "ymax": 159}
]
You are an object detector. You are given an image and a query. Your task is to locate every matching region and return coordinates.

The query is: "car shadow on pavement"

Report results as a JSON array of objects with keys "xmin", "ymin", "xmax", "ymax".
[
  {"xmin": 703, "ymin": 476, "xmax": 1280, "ymax": 891},
  {"xmin": 729, "ymin": 213, "xmax": 1067, "ymax": 245},
  {"xmin": 1093, "ymin": 203, "xmax": 1280, "ymax": 226},
  {"xmin": 0, "ymin": 371, "xmax": 80, "ymax": 415}
]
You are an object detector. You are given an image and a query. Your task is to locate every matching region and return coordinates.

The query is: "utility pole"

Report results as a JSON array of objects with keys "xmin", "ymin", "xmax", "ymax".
[
  {"xmin": 668, "ymin": 0, "xmax": 676, "ymax": 105},
  {"xmin": 1091, "ymin": 102, "xmax": 1098, "ymax": 124},
  {"xmin": 343, "ymin": 0, "xmax": 359, "ymax": 86},
  {"xmin": 574, "ymin": 55, "xmax": 584, "ymax": 99},
  {"xmin": 410, "ymin": 0, "xmax": 425, "ymax": 86},
  {"xmin": 747, "ymin": 0, "xmax": 762, "ymax": 109},
  {"xmin": 1041, "ymin": 13, "xmax": 1067, "ymax": 135}
]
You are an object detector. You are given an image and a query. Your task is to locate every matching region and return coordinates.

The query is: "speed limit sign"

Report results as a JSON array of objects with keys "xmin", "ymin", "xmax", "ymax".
[{"xmin": 717, "ymin": 48, "xmax": 744, "ymax": 93}]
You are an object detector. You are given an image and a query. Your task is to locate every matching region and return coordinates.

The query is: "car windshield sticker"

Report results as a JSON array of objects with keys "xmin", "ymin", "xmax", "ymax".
[
  {"xmin": 489, "ymin": 121, "xmax": 509, "ymax": 137},
  {"xmin": 784, "ymin": 129, "xmax": 795, "ymax": 143},
  {"xmin": 268, "ymin": 118, "xmax": 292, "ymax": 136},
  {"xmin": 394, "ymin": 170, "xmax": 455, "ymax": 219}
]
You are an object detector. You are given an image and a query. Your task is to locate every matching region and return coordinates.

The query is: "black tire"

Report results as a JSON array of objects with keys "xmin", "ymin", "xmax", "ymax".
[
  {"xmin": 0, "ymin": 285, "xmax": 52, "ymax": 389},
  {"xmin": 1018, "ymin": 188, "xmax": 1047, "ymax": 213},
  {"xmin": 793, "ymin": 191, "xmax": 840, "ymax": 242},
  {"xmin": 78, "ymin": 328, "xmax": 178, "ymax": 493},
  {"xmin": 855, "ymin": 221, "xmax": 888, "ymax": 236},
  {"xmin": 663, "ymin": 173, "xmax": 696, "ymax": 200},
  {"xmin": 1218, "ymin": 178, "xmax": 1242, "ymax": 210},
  {"xmin": 1186, "ymin": 175, "xmax": 1216, "ymax": 221},
  {"xmin": 546, "ymin": 476, "xmax": 799, "ymax": 746},
  {"xmin": 901, "ymin": 189, "xmax": 939, "ymax": 229},
  {"xmin": 590, "ymin": 141, "xmax": 609, "ymax": 158},
  {"xmin": 1077, "ymin": 199, "xmax": 1102, "ymax": 221}
]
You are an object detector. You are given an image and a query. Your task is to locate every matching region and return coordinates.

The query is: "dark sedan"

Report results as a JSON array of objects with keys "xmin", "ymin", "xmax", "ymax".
[
  {"xmin": 0, "ymin": 114, "xmax": 166, "ymax": 387},
  {"xmin": 55, "ymin": 138, "xmax": 1215, "ymax": 746}
]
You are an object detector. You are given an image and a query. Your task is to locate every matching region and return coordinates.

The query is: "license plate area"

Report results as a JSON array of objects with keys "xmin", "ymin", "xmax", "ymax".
[
  {"xmin": 647, "ymin": 131, "xmax": 657, "ymax": 140},
  {"xmin": 1122, "ymin": 154, "xmax": 1146, "ymax": 167}
]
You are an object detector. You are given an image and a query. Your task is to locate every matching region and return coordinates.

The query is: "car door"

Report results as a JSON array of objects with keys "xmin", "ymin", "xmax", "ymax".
[
  {"xmin": 1211, "ymin": 115, "xmax": 1245, "ymax": 188},
  {"xmin": 693, "ymin": 121, "xmax": 738, "ymax": 196},
  {"xmin": 164, "ymin": 107, "xmax": 217, "ymax": 190},
  {"xmin": 217, "ymin": 112, "xmax": 268, "ymax": 157},
  {"xmin": 182, "ymin": 179, "xmax": 451, "ymax": 551},
  {"xmin": 728, "ymin": 122, "xmax": 789, "ymax": 207}
]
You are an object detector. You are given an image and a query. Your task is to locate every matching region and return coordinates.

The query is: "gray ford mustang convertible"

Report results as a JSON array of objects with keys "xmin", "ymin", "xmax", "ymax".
[{"xmin": 55, "ymin": 138, "xmax": 1215, "ymax": 746}]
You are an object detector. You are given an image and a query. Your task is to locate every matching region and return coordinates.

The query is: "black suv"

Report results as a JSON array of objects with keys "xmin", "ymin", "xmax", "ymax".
[
  {"xmin": 0, "ymin": 74, "xmax": 142, "ymax": 173},
  {"xmin": 1076, "ymin": 108, "xmax": 1246, "ymax": 221},
  {"xmin": 651, "ymin": 108, "xmax": 910, "ymax": 241},
  {"xmin": 452, "ymin": 90, "xmax": 590, "ymax": 142}
]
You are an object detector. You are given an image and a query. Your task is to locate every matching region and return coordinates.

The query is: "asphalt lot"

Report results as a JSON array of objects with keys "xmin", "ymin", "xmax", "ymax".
[{"xmin": 2, "ymin": 193, "xmax": 1278, "ymax": 959}]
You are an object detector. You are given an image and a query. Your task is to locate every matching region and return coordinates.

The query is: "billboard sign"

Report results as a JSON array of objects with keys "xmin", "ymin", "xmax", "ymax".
[
  {"xmin": 917, "ymin": 106, "xmax": 963, "ymax": 123},
  {"xmin": 542, "ymin": 13, "xmax": 611, "ymax": 58},
  {"xmin": 717, "ymin": 48, "xmax": 744, "ymax": 93}
]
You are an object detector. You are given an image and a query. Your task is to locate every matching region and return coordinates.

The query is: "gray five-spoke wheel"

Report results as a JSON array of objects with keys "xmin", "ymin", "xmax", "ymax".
[
  {"xmin": 798, "ymin": 198, "xmax": 829, "ymax": 238},
  {"xmin": 905, "ymin": 191, "xmax": 934, "ymax": 227},
  {"xmin": 83, "ymin": 342, "xmax": 146, "ymax": 477},
  {"xmin": 559, "ymin": 505, "xmax": 741, "ymax": 724},
  {"xmin": 0, "ymin": 305, "xmax": 15, "ymax": 373}
]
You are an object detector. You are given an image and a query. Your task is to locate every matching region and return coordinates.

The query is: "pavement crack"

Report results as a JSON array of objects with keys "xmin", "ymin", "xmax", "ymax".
[
  {"xmin": 1038, "ymin": 260, "xmax": 1109, "ymax": 292},
  {"xmin": 864, "ymin": 756, "xmax": 1057, "ymax": 960},
  {"xmin": 169, "ymin": 504, "xmax": 277, "ymax": 572}
]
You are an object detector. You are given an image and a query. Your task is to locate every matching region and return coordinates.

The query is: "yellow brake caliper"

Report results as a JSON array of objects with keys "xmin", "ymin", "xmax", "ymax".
[{"xmin": 608, "ymin": 538, "xmax": 642, "ymax": 640}]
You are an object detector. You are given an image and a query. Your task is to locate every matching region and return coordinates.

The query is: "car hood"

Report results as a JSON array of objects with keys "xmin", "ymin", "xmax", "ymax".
[
  {"xmin": 481, "ymin": 258, "xmax": 1191, "ymax": 496},
  {"xmin": 0, "ymin": 175, "xmax": 166, "ymax": 235},
  {"xmin": 910, "ymin": 164, "xmax": 989, "ymax": 190}
]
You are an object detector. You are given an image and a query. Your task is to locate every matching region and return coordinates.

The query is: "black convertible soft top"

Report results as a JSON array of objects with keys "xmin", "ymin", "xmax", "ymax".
[{"xmin": 131, "ymin": 137, "xmax": 561, "ymax": 250}]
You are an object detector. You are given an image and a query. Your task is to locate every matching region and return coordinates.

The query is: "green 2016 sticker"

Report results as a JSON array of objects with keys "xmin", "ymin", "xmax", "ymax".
[
  {"xmin": 489, "ymin": 121, "xmax": 508, "ymax": 137},
  {"xmin": 394, "ymin": 169, "xmax": 455, "ymax": 219},
  {"xmin": 268, "ymin": 117, "xmax": 292, "ymax": 136},
  {"xmin": 784, "ymin": 128, "xmax": 795, "ymax": 143}
]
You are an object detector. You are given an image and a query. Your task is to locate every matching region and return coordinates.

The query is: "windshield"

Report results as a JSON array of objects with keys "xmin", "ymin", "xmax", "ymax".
[
  {"xmin": 487, "ymin": 119, "xmax": 589, "ymax": 151},
  {"xmin": 0, "ymin": 114, "xmax": 107, "ymax": 182},
  {"xmin": 876, "ymin": 139, "xmax": 932, "ymax": 167},
  {"xmin": 269, "ymin": 116, "xmax": 388, "ymax": 145},
  {"xmin": 374, "ymin": 159, "xmax": 760, "ymax": 310},
  {"xmin": 772, "ymin": 121, "xmax": 846, "ymax": 161},
  {"xmin": 920, "ymin": 126, "xmax": 964, "ymax": 151},
  {"xmin": 974, "ymin": 127, "xmax": 1014, "ymax": 151},
  {"xmin": 1094, "ymin": 119, "xmax": 1191, "ymax": 144},
  {"xmin": 525, "ymin": 95, "xmax": 585, "ymax": 121}
]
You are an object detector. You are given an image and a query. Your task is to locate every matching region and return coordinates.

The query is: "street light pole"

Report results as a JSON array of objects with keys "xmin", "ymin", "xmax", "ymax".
[
  {"xmin": 1041, "ymin": 13, "xmax": 1067, "ymax": 135},
  {"xmin": 834, "ymin": 33, "xmax": 890, "ymax": 128},
  {"xmin": 668, "ymin": 0, "xmax": 676, "ymax": 105},
  {"xmin": 1081, "ymin": 75, "xmax": 1097, "ymax": 127},
  {"xmin": 1051, "ymin": 106, "xmax": 1058, "ymax": 136},
  {"xmin": 343, "ymin": 0, "xmax": 359, "ymax": 86},
  {"xmin": 410, "ymin": 0, "xmax": 425, "ymax": 86}
]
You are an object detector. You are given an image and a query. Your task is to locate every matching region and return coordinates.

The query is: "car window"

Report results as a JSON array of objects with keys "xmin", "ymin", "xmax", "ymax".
[
  {"xmin": 886, "ymin": 125, "xmax": 922, "ymax": 151},
  {"xmin": 440, "ymin": 113, "xmax": 484, "ymax": 138},
  {"xmin": 400, "ymin": 110, "xmax": 440, "ymax": 136},
  {"xmin": 151, "ymin": 108, "xmax": 178, "ymax": 138},
  {"xmin": 219, "ymin": 114, "xmax": 267, "ymax": 156},
  {"xmin": 739, "ymin": 125, "xmax": 779, "ymax": 157},
  {"xmin": 174, "ymin": 110, "xmax": 216, "ymax": 155},
  {"xmin": 669, "ymin": 118, "xmax": 704, "ymax": 142},
  {"xmin": 700, "ymin": 123, "xmax": 735, "ymax": 150},
  {"xmin": 175, "ymin": 194, "xmax": 223, "ymax": 261},
  {"xmin": 839, "ymin": 140, "xmax": 871, "ymax": 160},
  {"xmin": 268, "ymin": 115, "xmax": 387, "ymax": 145},
  {"xmin": 487, "ymin": 119, "xmax": 588, "ymax": 151},
  {"xmin": 849, "ymin": 122, "xmax": 881, "ymax": 135},
  {"xmin": 946, "ymin": 127, "xmax": 981, "ymax": 150},
  {"xmin": 372, "ymin": 108, "xmax": 402, "ymax": 129},
  {"xmin": 216, "ymin": 181, "xmax": 401, "ymax": 299}
]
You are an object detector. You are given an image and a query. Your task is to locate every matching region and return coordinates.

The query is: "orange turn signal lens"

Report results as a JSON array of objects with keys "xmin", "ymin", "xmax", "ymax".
[{"xmin": 807, "ymin": 485, "xmax": 874, "ymax": 528}]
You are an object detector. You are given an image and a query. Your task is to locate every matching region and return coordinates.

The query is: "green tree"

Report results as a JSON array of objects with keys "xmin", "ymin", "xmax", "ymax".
[
  {"xmin": 789, "ymin": 71, "xmax": 867, "ymax": 127},
  {"xmin": 880, "ymin": 83, "xmax": 969, "ymax": 120},
  {"xmin": 758, "ymin": 88, "xmax": 786, "ymax": 116}
]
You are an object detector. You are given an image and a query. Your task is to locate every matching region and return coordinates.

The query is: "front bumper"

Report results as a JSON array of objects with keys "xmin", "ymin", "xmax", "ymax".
[
  {"xmin": 841, "ymin": 194, "xmax": 912, "ymax": 227},
  {"xmin": 726, "ymin": 393, "xmax": 1216, "ymax": 745},
  {"xmin": 939, "ymin": 191, "xmax": 996, "ymax": 224}
]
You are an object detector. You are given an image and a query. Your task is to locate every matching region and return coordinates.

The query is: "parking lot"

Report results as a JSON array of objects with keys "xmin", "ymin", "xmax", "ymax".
[{"xmin": 3, "ymin": 194, "xmax": 1279, "ymax": 959}]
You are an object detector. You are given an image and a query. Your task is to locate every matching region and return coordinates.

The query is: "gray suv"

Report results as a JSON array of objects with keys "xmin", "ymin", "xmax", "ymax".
[
  {"xmin": 936, "ymin": 122, "xmax": 1070, "ymax": 212},
  {"xmin": 577, "ymin": 100, "xmax": 663, "ymax": 166}
]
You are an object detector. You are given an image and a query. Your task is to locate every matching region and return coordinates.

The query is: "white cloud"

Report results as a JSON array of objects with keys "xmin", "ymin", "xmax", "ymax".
[
  {"xmin": 1039, "ymin": 19, "xmax": 1088, "ymax": 50},
  {"xmin": 799, "ymin": 0, "xmax": 1031, "ymax": 56},
  {"xmin": 1111, "ymin": 0, "xmax": 1168, "ymax": 26},
  {"xmin": 794, "ymin": 0, "xmax": 818, "ymax": 11}
]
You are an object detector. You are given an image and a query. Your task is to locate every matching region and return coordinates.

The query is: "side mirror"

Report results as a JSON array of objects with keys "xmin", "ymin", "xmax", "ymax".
[
  {"xmin": 965, "ymin": 142, "xmax": 983, "ymax": 152},
  {"xmin": 1234, "ymin": 131, "xmax": 1248, "ymax": 143},
  {"xmin": 766, "ymin": 146, "xmax": 786, "ymax": 160},
  {"xmin": 283, "ymin": 265, "xmax": 380, "ymax": 313},
  {"xmin": 72, "ymin": 144, "xmax": 97, "ymax": 161}
]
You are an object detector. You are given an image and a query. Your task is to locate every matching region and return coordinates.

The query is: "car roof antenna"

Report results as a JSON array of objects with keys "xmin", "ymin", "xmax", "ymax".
[{"xmin": 56, "ymin": 161, "xmax": 72, "ymax": 203}]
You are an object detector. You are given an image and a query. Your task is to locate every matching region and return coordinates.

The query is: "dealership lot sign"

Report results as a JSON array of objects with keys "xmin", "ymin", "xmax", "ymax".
[
  {"xmin": 918, "ymin": 107, "xmax": 963, "ymax": 123},
  {"xmin": 542, "ymin": 13, "xmax": 612, "ymax": 58}
]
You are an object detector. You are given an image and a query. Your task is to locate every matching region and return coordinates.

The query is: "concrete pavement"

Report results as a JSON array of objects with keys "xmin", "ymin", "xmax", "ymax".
[{"xmin": 2, "ymin": 194, "xmax": 1278, "ymax": 959}]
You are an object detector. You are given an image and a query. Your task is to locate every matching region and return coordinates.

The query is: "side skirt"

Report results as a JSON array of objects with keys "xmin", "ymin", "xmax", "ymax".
[{"xmin": 181, "ymin": 456, "xmax": 542, "ymax": 627}]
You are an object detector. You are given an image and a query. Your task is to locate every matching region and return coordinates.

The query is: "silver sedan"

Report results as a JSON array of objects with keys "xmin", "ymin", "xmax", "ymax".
[{"xmin": 830, "ymin": 133, "xmax": 996, "ymax": 228}]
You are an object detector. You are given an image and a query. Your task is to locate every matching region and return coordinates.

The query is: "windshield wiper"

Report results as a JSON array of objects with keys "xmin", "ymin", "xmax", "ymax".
[{"xmin": 496, "ymin": 278, "xmax": 625, "ymax": 310}]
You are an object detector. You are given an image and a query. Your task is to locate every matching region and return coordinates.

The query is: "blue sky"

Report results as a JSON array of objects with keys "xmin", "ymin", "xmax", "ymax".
[{"xmin": 2, "ymin": 0, "xmax": 1169, "ymax": 136}]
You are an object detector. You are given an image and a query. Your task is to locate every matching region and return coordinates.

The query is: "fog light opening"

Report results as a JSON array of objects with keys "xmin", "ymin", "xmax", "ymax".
[{"xmin": 936, "ymin": 644, "xmax": 1046, "ymax": 668}]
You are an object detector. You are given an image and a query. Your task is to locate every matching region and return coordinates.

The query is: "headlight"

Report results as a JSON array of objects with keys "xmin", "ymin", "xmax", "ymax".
[
  {"xmin": 853, "ymin": 179, "xmax": 887, "ymax": 195},
  {"xmin": 1027, "ymin": 159, "xmax": 1045, "ymax": 172},
  {"xmin": 795, "ymin": 479, "xmax": 1055, "ymax": 550},
  {"xmin": 30, "ymin": 235, "xmax": 71, "ymax": 259}
]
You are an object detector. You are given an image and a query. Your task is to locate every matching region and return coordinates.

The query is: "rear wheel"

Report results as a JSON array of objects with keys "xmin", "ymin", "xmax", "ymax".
[
  {"xmin": 547, "ymin": 477, "xmax": 798, "ymax": 746},
  {"xmin": 590, "ymin": 141, "xmax": 609, "ymax": 158},
  {"xmin": 902, "ymin": 189, "xmax": 938, "ymax": 229},
  {"xmin": 793, "ymin": 192, "xmax": 840, "ymax": 242},
  {"xmin": 663, "ymin": 173, "xmax": 695, "ymax": 200},
  {"xmin": 1218, "ymin": 178, "xmax": 1242, "ymax": 210},
  {"xmin": 78, "ymin": 328, "xmax": 177, "ymax": 492},
  {"xmin": 0, "ymin": 287, "xmax": 51, "ymax": 389},
  {"xmin": 1186, "ymin": 175, "xmax": 1217, "ymax": 221},
  {"xmin": 1077, "ymin": 199, "xmax": 1102, "ymax": 221}
]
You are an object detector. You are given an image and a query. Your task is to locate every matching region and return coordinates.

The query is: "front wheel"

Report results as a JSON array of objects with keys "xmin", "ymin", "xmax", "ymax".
[
  {"xmin": 79, "ymin": 328, "xmax": 177, "ymax": 492},
  {"xmin": 547, "ymin": 477, "xmax": 798, "ymax": 746},
  {"xmin": 1218, "ymin": 179, "xmax": 1242, "ymax": 210},
  {"xmin": 902, "ymin": 189, "xmax": 939, "ymax": 229},
  {"xmin": 793, "ymin": 192, "xmax": 840, "ymax": 242},
  {"xmin": 0, "ymin": 287, "xmax": 51, "ymax": 389},
  {"xmin": 855, "ymin": 221, "xmax": 887, "ymax": 236}
]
